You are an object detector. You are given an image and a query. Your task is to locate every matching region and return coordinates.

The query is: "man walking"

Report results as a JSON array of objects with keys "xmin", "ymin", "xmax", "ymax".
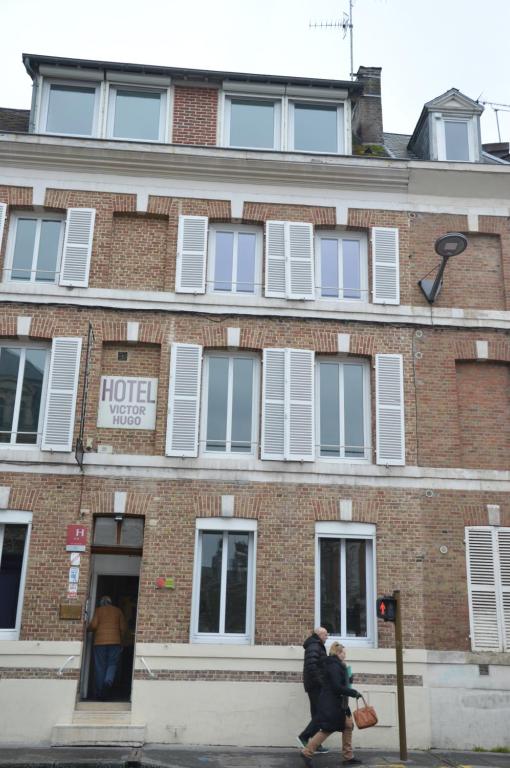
[
  {"xmin": 88, "ymin": 595, "xmax": 127, "ymax": 700},
  {"xmin": 297, "ymin": 626, "xmax": 329, "ymax": 753}
]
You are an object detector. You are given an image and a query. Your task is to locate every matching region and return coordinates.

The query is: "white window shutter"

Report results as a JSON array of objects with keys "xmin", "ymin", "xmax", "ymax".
[
  {"xmin": 166, "ymin": 343, "xmax": 202, "ymax": 457},
  {"xmin": 372, "ymin": 227, "xmax": 400, "ymax": 305},
  {"xmin": 265, "ymin": 221, "xmax": 286, "ymax": 298},
  {"xmin": 466, "ymin": 528, "xmax": 502, "ymax": 651},
  {"xmin": 288, "ymin": 223, "xmax": 314, "ymax": 299},
  {"xmin": 41, "ymin": 337, "xmax": 82, "ymax": 452},
  {"xmin": 59, "ymin": 208, "xmax": 96, "ymax": 287},
  {"xmin": 375, "ymin": 354, "xmax": 405, "ymax": 465},
  {"xmin": 261, "ymin": 348, "xmax": 286, "ymax": 460},
  {"xmin": 497, "ymin": 529, "xmax": 510, "ymax": 651},
  {"xmin": 0, "ymin": 203, "xmax": 7, "ymax": 248},
  {"xmin": 175, "ymin": 215, "xmax": 208, "ymax": 293},
  {"xmin": 287, "ymin": 349, "xmax": 315, "ymax": 460}
]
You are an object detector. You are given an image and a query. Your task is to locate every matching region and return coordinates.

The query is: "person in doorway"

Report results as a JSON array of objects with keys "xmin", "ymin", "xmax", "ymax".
[
  {"xmin": 297, "ymin": 627, "xmax": 329, "ymax": 753},
  {"xmin": 300, "ymin": 642, "xmax": 362, "ymax": 767},
  {"xmin": 88, "ymin": 595, "xmax": 127, "ymax": 700}
]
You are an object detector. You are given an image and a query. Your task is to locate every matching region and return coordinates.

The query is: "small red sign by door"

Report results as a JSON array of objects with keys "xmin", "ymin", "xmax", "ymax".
[{"xmin": 66, "ymin": 525, "xmax": 88, "ymax": 552}]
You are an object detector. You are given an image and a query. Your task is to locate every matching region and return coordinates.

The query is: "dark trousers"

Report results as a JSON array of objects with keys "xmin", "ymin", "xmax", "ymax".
[
  {"xmin": 299, "ymin": 688, "xmax": 321, "ymax": 742},
  {"xmin": 93, "ymin": 644, "xmax": 122, "ymax": 697}
]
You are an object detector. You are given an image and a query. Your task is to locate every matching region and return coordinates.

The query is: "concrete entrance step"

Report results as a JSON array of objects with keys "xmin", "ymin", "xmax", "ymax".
[
  {"xmin": 51, "ymin": 723, "xmax": 145, "ymax": 747},
  {"xmin": 75, "ymin": 701, "xmax": 131, "ymax": 712},
  {"xmin": 72, "ymin": 710, "xmax": 132, "ymax": 725}
]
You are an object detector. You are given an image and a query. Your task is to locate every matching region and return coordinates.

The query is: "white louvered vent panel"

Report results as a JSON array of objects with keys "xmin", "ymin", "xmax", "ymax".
[
  {"xmin": 41, "ymin": 337, "xmax": 82, "ymax": 452},
  {"xmin": 166, "ymin": 343, "xmax": 202, "ymax": 457},
  {"xmin": 176, "ymin": 216, "xmax": 208, "ymax": 293},
  {"xmin": 375, "ymin": 354, "xmax": 405, "ymax": 465},
  {"xmin": 60, "ymin": 208, "xmax": 95, "ymax": 287},
  {"xmin": 288, "ymin": 223, "xmax": 314, "ymax": 299},
  {"xmin": 372, "ymin": 227, "xmax": 399, "ymax": 305},
  {"xmin": 261, "ymin": 349, "xmax": 286, "ymax": 460},
  {"xmin": 288, "ymin": 349, "xmax": 314, "ymax": 460},
  {"xmin": 0, "ymin": 203, "xmax": 7, "ymax": 247},
  {"xmin": 265, "ymin": 221, "xmax": 286, "ymax": 297}
]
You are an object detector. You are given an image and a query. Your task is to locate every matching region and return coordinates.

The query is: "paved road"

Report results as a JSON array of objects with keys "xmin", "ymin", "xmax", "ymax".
[{"xmin": 0, "ymin": 746, "xmax": 509, "ymax": 768}]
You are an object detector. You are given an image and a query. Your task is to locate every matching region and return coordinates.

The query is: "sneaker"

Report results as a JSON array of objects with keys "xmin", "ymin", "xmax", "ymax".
[
  {"xmin": 300, "ymin": 753, "xmax": 313, "ymax": 768},
  {"xmin": 316, "ymin": 745, "xmax": 330, "ymax": 754},
  {"xmin": 343, "ymin": 759, "xmax": 363, "ymax": 765},
  {"xmin": 296, "ymin": 736, "xmax": 308, "ymax": 748}
]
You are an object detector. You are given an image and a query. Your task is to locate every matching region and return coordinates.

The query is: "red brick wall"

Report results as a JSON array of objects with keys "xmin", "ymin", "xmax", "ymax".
[
  {"xmin": 172, "ymin": 86, "xmax": 218, "ymax": 145},
  {"xmin": 110, "ymin": 214, "xmax": 168, "ymax": 291}
]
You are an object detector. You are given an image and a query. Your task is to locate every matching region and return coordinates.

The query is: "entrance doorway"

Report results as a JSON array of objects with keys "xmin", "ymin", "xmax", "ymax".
[{"xmin": 80, "ymin": 552, "xmax": 141, "ymax": 702}]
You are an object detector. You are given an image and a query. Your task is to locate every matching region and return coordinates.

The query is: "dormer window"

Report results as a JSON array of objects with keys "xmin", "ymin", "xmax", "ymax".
[
  {"xmin": 43, "ymin": 82, "xmax": 99, "ymax": 137},
  {"xmin": 442, "ymin": 118, "xmax": 471, "ymax": 161},
  {"xmin": 226, "ymin": 97, "xmax": 280, "ymax": 150},
  {"xmin": 107, "ymin": 86, "xmax": 168, "ymax": 142},
  {"xmin": 290, "ymin": 102, "xmax": 344, "ymax": 154}
]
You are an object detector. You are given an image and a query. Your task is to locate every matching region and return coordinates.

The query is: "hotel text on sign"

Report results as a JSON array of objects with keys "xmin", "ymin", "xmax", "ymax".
[{"xmin": 98, "ymin": 376, "xmax": 158, "ymax": 429}]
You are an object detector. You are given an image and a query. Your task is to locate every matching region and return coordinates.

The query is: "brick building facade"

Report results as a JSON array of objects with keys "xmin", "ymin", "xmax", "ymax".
[{"xmin": 0, "ymin": 53, "xmax": 508, "ymax": 749}]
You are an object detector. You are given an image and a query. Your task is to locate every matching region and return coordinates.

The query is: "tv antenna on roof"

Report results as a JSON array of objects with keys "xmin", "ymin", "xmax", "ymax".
[{"xmin": 310, "ymin": 0, "xmax": 355, "ymax": 80}]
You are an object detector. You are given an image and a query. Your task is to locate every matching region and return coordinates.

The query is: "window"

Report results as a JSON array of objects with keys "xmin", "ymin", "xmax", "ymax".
[
  {"xmin": 316, "ymin": 521, "xmax": 375, "ymax": 646},
  {"xmin": 444, "ymin": 120, "xmax": 470, "ymax": 161},
  {"xmin": 316, "ymin": 358, "xmax": 370, "ymax": 460},
  {"xmin": 191, "ymin": 518, "xmax": 256, "ymax": 643},
  {"xmin": 290, "ymin": 102, "xmax": 344, "ymax": 153},
  {"xmin": 93, "ymin": 515, "xmax": 144, "ymax": 550},
  {"xmin": 316, "ymin": 231, "xmax": 367, "ymax": 300},
  {"xmin": 466, "ymin": 527, "xmax": 510, "ymax": 652},
  {"xmin": 208, "ymin": 225, "xmax": 260, "ymax": 294},
  {"xmin": 201, "ymin": 353, "xmax": 258, "ymax": 455},
  {"xmin": 0, "ymin": 511, "xmax": 32, "ymax": 640},
  {"xmin": 0, "ymin": 344, "xmax": 49, "ymax": 446},
  {"xmin": 43, "ymin": 82, "xmax": 99, "ymax": 137},
  {"xmin": 108, "ymin": 86, "xmax": 167, "ymax": 142},
  {"xmin": 6, "ymin": 213, "xmax": 64, "ymax": 283},
  {"xmin": 226, "ymin": 98, "xmax": 280, "ymax": 149}
]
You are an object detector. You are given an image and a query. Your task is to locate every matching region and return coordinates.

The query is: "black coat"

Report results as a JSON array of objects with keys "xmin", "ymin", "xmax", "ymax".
[
  {"xmin": 314, "ymin": 656, "xmax": 358, "ymax": 733},
  {"xmin": 302, "ymin": 634, "xmax": 327, "ymax": 692}
]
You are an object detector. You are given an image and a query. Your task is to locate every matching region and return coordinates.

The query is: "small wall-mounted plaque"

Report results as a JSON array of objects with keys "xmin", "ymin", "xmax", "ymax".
[{"xmin": 59, "ymin": 603, "xmax": 82, "ymax": 620}]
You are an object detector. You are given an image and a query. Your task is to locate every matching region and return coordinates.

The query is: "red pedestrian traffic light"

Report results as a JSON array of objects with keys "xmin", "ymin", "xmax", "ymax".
[{"xmin": 376, "ymin": 596, "xmax": 397, "ymax": 622}]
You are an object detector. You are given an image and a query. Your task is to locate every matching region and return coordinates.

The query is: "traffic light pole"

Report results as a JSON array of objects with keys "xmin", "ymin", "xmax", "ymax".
[{"xmin": 393, "ymin": 589, "xmax": 408, "ymax": 761}]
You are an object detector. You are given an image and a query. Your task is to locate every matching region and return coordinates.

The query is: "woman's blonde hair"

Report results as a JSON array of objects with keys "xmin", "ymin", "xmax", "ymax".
[{"xmin": 329, "ymin": 641, "xmax": 345, "ymax": 656}]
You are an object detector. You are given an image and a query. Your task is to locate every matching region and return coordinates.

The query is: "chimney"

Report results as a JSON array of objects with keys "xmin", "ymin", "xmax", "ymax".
[{"xmin": 351, "ymin": 66, "xmax": 383, "ymax": 146}]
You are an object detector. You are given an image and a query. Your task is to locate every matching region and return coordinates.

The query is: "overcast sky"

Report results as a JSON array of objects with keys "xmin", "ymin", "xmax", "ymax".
[{"xmin": 2, "ymin": 0, "xmax": 509, "ymax": 143}]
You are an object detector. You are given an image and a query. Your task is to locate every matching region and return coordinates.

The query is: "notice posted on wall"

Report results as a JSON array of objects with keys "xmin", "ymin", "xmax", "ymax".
[{"xmin": 97, "ymin": 376, "xmax": 158, "ymax": 430}]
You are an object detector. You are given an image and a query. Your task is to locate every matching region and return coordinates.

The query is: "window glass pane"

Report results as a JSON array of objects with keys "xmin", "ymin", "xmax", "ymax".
[
  {"xmin": 46, "ymin": 85, "xmax": 95, "ymax": 135},
  {"xmin": 319, "ymin": 362, "xmax": 340, "ymax": 456},
  {"xmin": 445, "ymin": 121, "xmax": 470, "ymax": 161},
  {"xmin": 344, "ymin": 364, "xmax": 364, "ymax": 458},
  {"xmin": 12, "ymin": 219, "xmax": 36, "ymax": 281},
  {"xmin": 0, "ymin": 524, "xmax": 28, "ymax": 629},
  {"xmin": 206, "ymin": 357, "xmax": 229, "ymax": 451},
  {"xmin": 320, "ymin": 238, "xmax": 339, "ymax": 297},
  {"xmin": 119, "ymin": 518, "xmax": 144, "ymax": 548},
  {"xmin": 236, "ymin": 233, "xmax": 256, "ymax": 293},
  {"xmin": 231, "ymin": 358, "xmax": 253, "ymax": 453},
  {"xmin": 345, "ymin": 539, "xmax": 367, "ymax": 637},
  {"xmin": 225, "ymin": 532, "xmax": 249, "ymax": 633},
  {"xmin": 320, "ymin": 538, "xmax": 341, "ymax": 634},
  {"xmin": 294, "ymin": 104, "xmax": 338, "ymax": 153},
  {"xmin": 198, "ymin": 531, "xmax": 223, "ymax": 632},
  {"xmin": 113, "ymin": 90, "xmax": 161, "ymax": 141},
  {"xmin": 35, "ymin": 221, "xmax": 61, "ymax": 282},
  {"xmin": 0, "ymin": 348, "xmax": 21, "ymax": 443},
  {"xmin": 93, "ymin": 517, "xmax": 117, "ymax": 546},
  {"xmin": 343, "ymin": 240, "xmax": 361, "ymax": 299},
  {"xmin": 213, "ymin": 232, "xmax": 234, "ymax": 291},
  {"xmin": 16, "ymin": 349, "xmax": 46, "ymax": 445},
  {"xmin": 230, "ymin": 100, "xmax": 275, "ymax": 149}
]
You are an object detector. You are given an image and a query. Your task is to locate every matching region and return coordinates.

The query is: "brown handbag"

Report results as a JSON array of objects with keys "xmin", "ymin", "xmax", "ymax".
[{"xmin": 353, "ymin": 695, "xmax": 378, "ymax": 729}]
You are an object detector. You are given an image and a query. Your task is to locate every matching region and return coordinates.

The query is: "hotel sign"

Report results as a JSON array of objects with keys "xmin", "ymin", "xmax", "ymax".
[{"xmin": 98, "ymin": 376, "xmax": 158, "ymax": 429}]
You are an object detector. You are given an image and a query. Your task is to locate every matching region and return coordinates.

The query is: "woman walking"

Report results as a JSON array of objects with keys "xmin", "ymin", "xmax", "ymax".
[{"xmin": 300, "ymin": 642, "xmax": 362, "ymax": 767}]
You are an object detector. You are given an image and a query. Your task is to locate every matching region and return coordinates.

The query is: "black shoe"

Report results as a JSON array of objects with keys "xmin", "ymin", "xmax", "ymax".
[
  {"xmin": 300, "ymin": 754, "xmax": 313, "ymax": 768},
  {"xmin": 343, "ymin": 759, "xmax": 363, "ymax": 765},
  {"xmin": 316, "ymin": 745, "xmax": 329, "ymax": 754}
]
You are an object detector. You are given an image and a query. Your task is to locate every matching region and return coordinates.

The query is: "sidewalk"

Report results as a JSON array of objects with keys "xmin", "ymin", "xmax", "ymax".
[{"xmin": 0, "ymin": 745, "xmax": 509, "ymax": 768}]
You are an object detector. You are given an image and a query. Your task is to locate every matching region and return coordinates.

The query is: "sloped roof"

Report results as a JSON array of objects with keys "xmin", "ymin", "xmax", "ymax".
[{"xmin": 0, "ymin": 108, "xmax": 29, "ymax": 133}]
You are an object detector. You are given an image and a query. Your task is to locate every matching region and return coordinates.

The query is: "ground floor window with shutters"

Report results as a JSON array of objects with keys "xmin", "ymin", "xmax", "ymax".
[
  {"xmin": 0, "ymin": 343, "xmax": 49, "ymax": 445},
  {"xmin": 201, "ymin": 352, "xmax": 259, "ymax": 456},
  {"xmin": 191, "ymin": 518, "xmax": 256, "ymax": 644},
  {"xmin": 466, "ymin": 526, "xmax": 510, "ymax": 652},
  {"xmin": 4, "ymin": 212, "xmax": 64, "ymax": 283},
  {"xmin": 316, "ymin": 357, "xmax": 370, "ymax": 460},
  {"xmin": 0, "ymin": 511, "xmax": 32, "ymax": 640},
  {"xmin": 315, "ymin": 231, "xmax": 367, "ymax": 301},
  {"xmin": 315, "ymin": 522, "xmax": 376, "ymax": 647}
]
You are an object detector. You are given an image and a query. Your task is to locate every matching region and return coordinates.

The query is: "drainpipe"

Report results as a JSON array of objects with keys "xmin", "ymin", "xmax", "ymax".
[{"xmin": 23, "ymin": 55, "xmax": 38, "ymax": 134}]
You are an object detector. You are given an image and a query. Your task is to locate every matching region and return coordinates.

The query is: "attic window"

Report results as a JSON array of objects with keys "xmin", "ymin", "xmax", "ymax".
[{"xmin": 444, "ymin": 120, "xmax": 470, "ymax": 161}]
